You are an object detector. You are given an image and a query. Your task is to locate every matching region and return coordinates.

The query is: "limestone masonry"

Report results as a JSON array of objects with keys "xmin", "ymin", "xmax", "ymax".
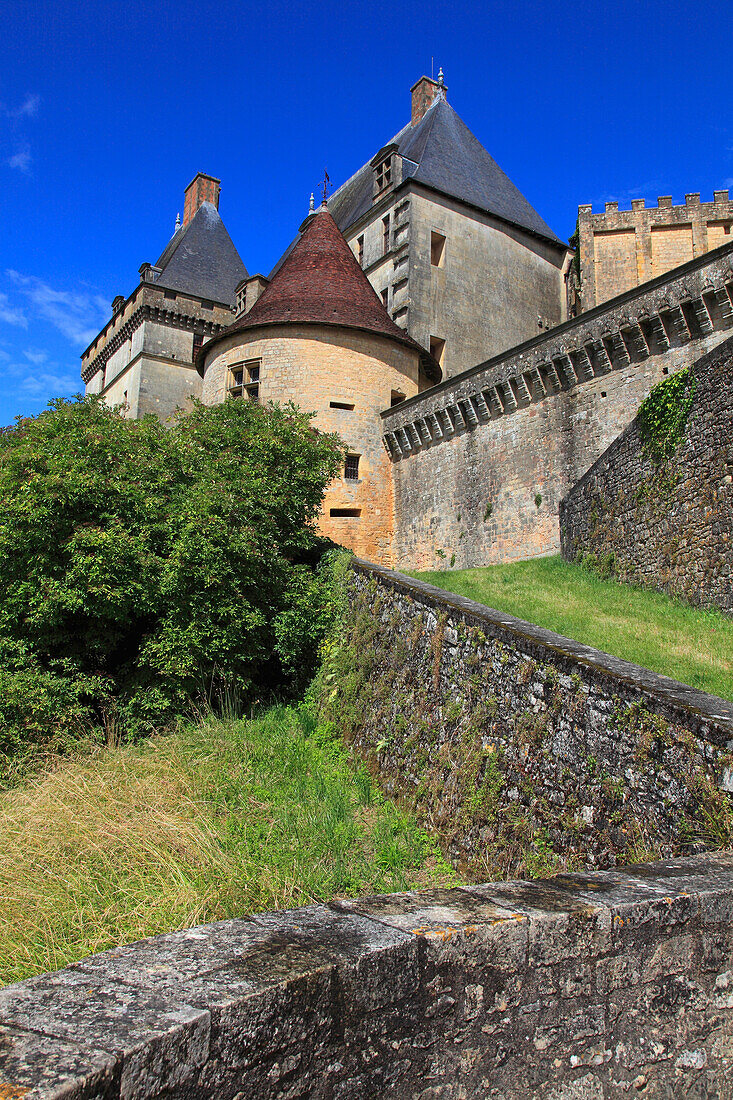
[
  {"xmin": 82, "ymin": 75, "xmax": 733, "ymax": 584},
  {"xmin": 2, "ymin": 852, "xmax": 732, "ymax": 1098}
]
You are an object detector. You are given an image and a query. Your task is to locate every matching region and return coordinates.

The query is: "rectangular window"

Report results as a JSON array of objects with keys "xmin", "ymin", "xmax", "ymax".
[
  {"xmin": 192, "ymin": 333, "xmax": 203, "ymax": 363},
  {"xmin": 357, "ymin": 235, "xmax": 364, "ymax": 266},
  {"xmin": 380, "ymin": 288, "xmax": 389, "ymax": 308},
  {"xmin": 431, "ymin": 231, "xmax": 446, "ymax": 267},
  {"xmin": 344, "ymin": 454, "xmax": 360, "ymax": 480},
  {"xmin": 382, "ymin": 215, "xmax": 391, "ymax": 255},
  {"xmin": 375, "ymin": 157, "xmax": 392, "ymax": 193},
  {"xmin": 429, "ymin": 336, "xmax": 446, "ymax": 367},
  {"xmin": 330, "ymin": 508, "xmax": 361, "ymax": 518},
  {"xmin": 229, "ymin": 358, "xmax": 261, "ymax": 401},
  {"xmin": 330, "ymin": 400, "xmax": 355, "ymax": 410}
]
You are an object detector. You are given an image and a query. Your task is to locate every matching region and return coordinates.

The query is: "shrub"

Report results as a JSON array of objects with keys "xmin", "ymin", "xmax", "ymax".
[{"xmin": 0, "ymin": 395, "xmax": 345, "ymax": 771}]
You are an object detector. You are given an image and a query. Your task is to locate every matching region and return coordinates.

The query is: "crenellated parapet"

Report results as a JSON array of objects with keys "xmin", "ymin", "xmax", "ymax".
[{"xmin": 382, "ymin": 239, "xmax": 733, "ymax": 461}]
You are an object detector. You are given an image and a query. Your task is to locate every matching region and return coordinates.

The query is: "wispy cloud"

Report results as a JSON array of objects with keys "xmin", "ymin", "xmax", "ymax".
[
  {"xmin": 7, "ymin": 146, "xmax": 31, "ymax": 174},
  {"xmin": 5, "ymin": 271, "xmax": 107, "ymax": 346},
  {"xmin": 0, "ymin": 94, "xmax": 40, "ymax": 120},
  {"xmin": 0, "ymin": 292, "xmax": 28, "ymax": 328},
  {"xmin": 23, "ymin": 348, "xmax": 48, "ymax": 365},
  {"xmin": 592, "ymin": 180, "xmax": 661, "ymax": 209}
]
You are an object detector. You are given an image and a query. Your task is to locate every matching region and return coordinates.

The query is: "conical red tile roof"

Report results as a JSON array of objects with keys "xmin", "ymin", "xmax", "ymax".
[{"xmin": 197, "ymin": 205, "xmax": 440, "ymax": 380}]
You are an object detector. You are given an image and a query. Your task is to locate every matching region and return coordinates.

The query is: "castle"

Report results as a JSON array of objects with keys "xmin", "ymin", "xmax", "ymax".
[{"xmin": 81, "ymin": 75, "xmax": 733, "ymax": 568}]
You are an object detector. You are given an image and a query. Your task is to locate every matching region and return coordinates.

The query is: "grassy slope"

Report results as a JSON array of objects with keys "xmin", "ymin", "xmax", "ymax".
[
  {"xmin": 414, "ymin": 556, "xmax": 733, "ymax": 702},
  {"xmin": 0, "ymin": 706, "xmax": 456, "ymax": 986}
]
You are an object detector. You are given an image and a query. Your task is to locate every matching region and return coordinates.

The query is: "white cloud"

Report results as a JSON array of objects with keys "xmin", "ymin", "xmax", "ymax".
[
  {"xmin": 0, "ymin": 292, "xmax": 28, "ymax": 328},
  {"xmin": 0, "ymin": 94, "xmax": 40, "ymax": 120},
  {"xmin": 23, "ymin": 348, "xmax": 48, "ymax": 364},
  {"xmin": 6, "ymin": 271, "xmax": 107, "ymax": 346},
  {"xmin": 18, "ymin": 368, "xmax": 80, "ymax": 396},
  {"xmin": 7, "ymin": 146, "xmax": 32, "ymax": 173}
]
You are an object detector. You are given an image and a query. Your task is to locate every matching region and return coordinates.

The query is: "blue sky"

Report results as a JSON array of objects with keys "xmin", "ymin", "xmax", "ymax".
[{"xmin": 1, "ymin": 0, "xmax": 730, "ymax": 425}]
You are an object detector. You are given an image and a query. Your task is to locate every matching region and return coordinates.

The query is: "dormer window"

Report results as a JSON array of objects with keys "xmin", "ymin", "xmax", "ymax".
[
  {"xmin": 375, "ymin": 156, "xmax": 392, "ymax": 194},
  {"xmin": 370, "ymin": 143, "xmax": 399, "ymax": 203}
]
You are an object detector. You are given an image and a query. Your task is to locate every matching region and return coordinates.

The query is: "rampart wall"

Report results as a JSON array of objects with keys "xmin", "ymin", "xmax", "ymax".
[
  {"xmin": 382, "ymin": 240, "xmax": 733, "ymax": 572},
  {"xmin": 324, "ymin": 562, "xmax": 733, "ymax": 881},
  {"xmin": 2, "ymin": 854, "xmax": 733, "ymax": 1099},
  {"xmin": 560, "ymin": 335, "xmax": 733, "ymax": 614}
]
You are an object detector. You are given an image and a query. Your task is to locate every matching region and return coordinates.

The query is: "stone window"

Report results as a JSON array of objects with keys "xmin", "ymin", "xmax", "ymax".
[
  {"xmin": 192, "ymin": 333, "xmax": 203, "ymax": 363},
  {"xmin": 330, "ymin": 507, "xmax": 361, "ymax": 517},
  {"xmin": 330, "ymin": 400, "xmax": 355, "ymax": 410},
  {"xmin": 382, "ymin": 215, "xmax": 391, "ymax": 255},
  {"xmin": 356, "ymin": 235, "xmax": 364, "ymax": 267},
  {"xmin": 229, "ymin": 359, "xmax": 261, "ymax": 401},
  {"xmin": 431, "ymin": 231, "xmax": 446, "ymax": 267},
  {"xmin": 344, "ymin": 454, "xmax": 360, "ymax": 480},
  {"xmin": 381, "ymin": 288, "xmax": 389, "ymax": 308},
  {"xmin": 375, "ymin": 156, "xmax": 392, "ymax": 195},
  {"xmin": 430, "ymin": 336, "xmax": 446, "ymax": 367}
]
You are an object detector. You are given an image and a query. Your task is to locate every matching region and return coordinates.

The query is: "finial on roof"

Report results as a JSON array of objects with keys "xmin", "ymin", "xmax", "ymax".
[
  {"xmin": 437, "ymin": 67, "xmax": 446, "ymax": 97},
  {"xmin": 174, "ymin": 211, "xmax": 181, "ymax": 234},
  {"xmin": 309, "ymin": 193, "xmax": 315, "ymax": 214}
]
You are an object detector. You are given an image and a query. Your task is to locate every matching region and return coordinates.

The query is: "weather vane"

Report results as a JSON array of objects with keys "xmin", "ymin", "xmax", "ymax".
[{"xmin": 319, "ymin": 169, "xmax": 331, "ymax": 205}]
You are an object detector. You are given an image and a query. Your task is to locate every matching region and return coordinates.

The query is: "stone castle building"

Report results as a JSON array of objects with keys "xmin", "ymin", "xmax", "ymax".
[{"xmin": 82, "ymin": 75, "xmax": 733, "ymax": 570}]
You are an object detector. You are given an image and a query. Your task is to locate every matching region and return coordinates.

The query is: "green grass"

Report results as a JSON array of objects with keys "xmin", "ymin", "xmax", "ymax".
[
  {"xmin": 414, "ymin": 556, "xmax": 733, "ymax": 701},
  {"xmin": 0, "ymin": 705, "xmax": 456, "ymax": 986}
]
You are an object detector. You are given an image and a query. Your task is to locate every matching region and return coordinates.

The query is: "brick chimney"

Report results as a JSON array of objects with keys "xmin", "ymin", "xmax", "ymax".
[
  {"xmin": 410, "ymin": 71, "xmax": 447, "ymax": 126},
  {"xmin": 182, "ymin": 173, "xmax": 221, "ymax": 227}
]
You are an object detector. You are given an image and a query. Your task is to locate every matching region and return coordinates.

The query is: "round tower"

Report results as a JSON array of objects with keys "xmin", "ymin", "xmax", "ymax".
[{"xmin": 198, "ymin": 205, "xmax": 440, "ymax": 565}]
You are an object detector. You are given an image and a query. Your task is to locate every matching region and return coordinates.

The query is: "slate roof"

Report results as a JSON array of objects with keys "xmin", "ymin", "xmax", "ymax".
[
  {"xmin": 153, "ymin": 202, "xmax": 248, "ymax": 306},
  {"xmin": 198, "ymin": 206, "xmax": 441, "ymax": 380},
  {"xmin": 328, "ymin": 98, "xmax": 562, "ymax": 246}
]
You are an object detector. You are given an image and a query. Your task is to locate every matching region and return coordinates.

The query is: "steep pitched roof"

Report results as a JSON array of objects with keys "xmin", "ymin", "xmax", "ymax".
[
  {"xmin": 328, "ymin": 98, "xmax": 562, "ymax": 245},
  {"xmin": 153, "ymin": 202, "xmax": 248, "ymax": 306},
  {"xmin": 198, "ymin": 206, "xmax": 440, "ymax": 380}
]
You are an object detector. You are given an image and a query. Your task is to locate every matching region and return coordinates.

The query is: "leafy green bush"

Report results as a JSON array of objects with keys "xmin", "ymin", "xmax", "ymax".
[{"xmin": 0, "ymin": 395, "xmax": 345, "ymax": 775}]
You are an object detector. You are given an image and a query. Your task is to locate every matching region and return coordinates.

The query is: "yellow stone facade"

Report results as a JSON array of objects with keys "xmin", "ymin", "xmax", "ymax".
[{"xmin": 201, "ymin": 323, "xmax": 423, "ymax": 565}]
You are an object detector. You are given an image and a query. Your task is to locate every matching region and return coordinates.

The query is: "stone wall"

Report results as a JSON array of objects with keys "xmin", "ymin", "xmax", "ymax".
[
  {"xmin": 382, "ymin": 239, "xmax": 733, "ymax": 571},
  {"xmin": 560, "ymin": 335, "xmax": 733, "ymax": 614},
  {"xmin": 319, "ymin": 562, "xmax": 733, "ymax": 882},
  {"xmin": 2, "ymin": 852, "xmax": 732, "ymax": 1098},
  {"xmin": 578, "ymin": 190, "xmax": 733, "ymax": 309}
]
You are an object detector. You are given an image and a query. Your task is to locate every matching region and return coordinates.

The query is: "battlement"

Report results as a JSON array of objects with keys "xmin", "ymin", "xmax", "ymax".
[{"xmin": 576, "ymin": 190, "xmax": 733, "ymax": 309}]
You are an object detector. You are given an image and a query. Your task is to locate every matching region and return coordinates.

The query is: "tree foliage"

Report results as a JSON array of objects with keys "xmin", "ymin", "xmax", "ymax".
[{"xmin": 0, "ymin": 396, "xmax": 345, "ymax": 775}]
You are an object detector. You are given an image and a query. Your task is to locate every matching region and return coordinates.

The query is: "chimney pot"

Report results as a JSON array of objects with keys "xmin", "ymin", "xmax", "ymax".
[
  {"xmin": 410, "ymin": 75, "xmax": 447, "ymax": 126},
  {"xmin": 183, "ymin": 173, "xmax": 221, "ymax": 227}
]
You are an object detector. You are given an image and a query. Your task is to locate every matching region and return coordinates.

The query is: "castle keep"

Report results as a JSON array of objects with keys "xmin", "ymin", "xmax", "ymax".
[{"xmin": 82, "ymin": 76, "xmax": 733, "ymax": 575}]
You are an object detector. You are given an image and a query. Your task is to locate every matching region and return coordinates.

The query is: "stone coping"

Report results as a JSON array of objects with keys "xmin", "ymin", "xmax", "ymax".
[
  {"xmin": 1, "ymin": 851, "xmax": 732, "ymax": 1098},
  {"xmin": 352, "ymin": 559, "xmax": 733, "ymax": 737}
]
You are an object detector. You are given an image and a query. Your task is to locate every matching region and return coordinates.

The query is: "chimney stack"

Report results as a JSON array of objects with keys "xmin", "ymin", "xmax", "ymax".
[
  {"xmin": 410, "ymin": 71, "xmax": 447, "ymax": 126},
  {"xmin": 182, "ymin": 173, "xmax": 221, "ymax": 227}
]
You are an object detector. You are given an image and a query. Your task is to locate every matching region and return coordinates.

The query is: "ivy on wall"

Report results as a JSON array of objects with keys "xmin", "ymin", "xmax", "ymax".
[{"xmin": 637, "ymin": 367, "xmax": 696, "ymax": 463}]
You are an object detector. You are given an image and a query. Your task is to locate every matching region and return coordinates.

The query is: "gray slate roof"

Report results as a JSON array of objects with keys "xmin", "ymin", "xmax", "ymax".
[
  {"xmin": 328, "ymin": 98, "xmax": 562, "ymax": 246},
  {"xmin": 154, "ymin": 202, "xmax": 247, "ymax": 306}
]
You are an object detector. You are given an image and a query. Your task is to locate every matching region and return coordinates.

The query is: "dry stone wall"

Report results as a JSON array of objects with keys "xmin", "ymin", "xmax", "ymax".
[
  {"xmin": 320, "ymin": 562, "xmax": 733, "ymax": 881},
  {"xmin": 1, "ymin": 854, "xmax": 733, "ymax": 1098},
  {"xmin": 382, "ymin": 240, "xmax": 733, "ymax": 571},
  {"xmin": 560, "ymin": 335, "xmax": 733, "ymax": 614}
]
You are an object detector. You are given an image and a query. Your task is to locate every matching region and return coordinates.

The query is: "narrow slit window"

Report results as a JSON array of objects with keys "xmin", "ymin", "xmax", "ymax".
[
  {"xmin": 431, "ymin": 231, "xmax": 446, "ymax": 267},
  {"xmin": 344, "ymin": 454, "xmax": 360, "ymax": 480},
  {"xmin": 356, "ymin": 235, "xmax": 364, "ymax": 266},
  {"xmin": 382, "ymin": 215, "xmax": 390, "ymax": 255},
  {"xmin": 330, "ymin": 507, "xmax": 361, "ymax": 518},
  {"xmin": 381, "ymin": 288, "xmax": 389, "ymax": 308},
  {"xmin": 330, "ymin": 400, "xmax": 355, "ymax": 410}
]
